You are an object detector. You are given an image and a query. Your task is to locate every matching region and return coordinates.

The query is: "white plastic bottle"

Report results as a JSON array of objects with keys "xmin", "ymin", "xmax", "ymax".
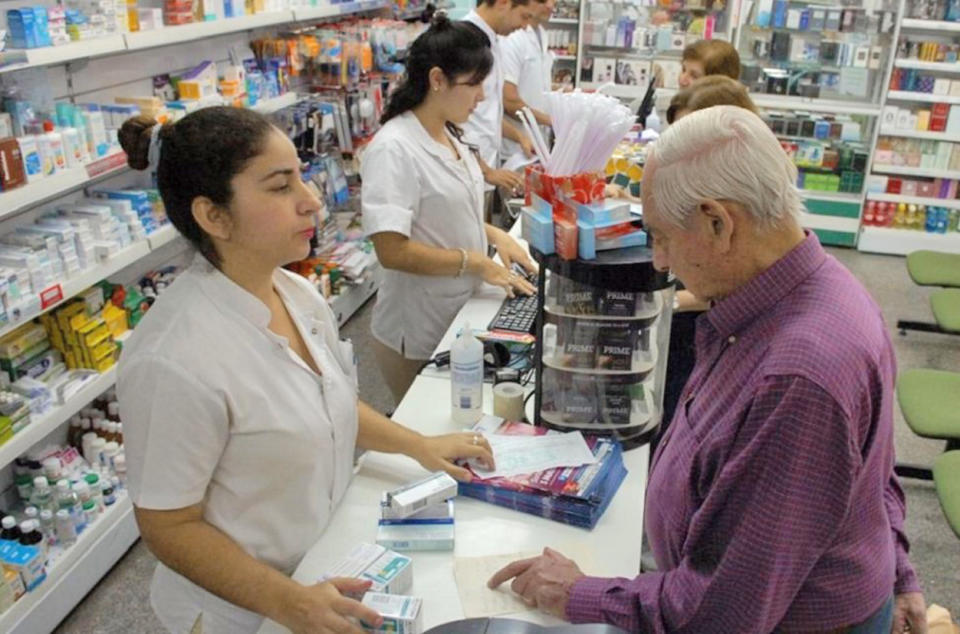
[
  {"xmin": 39, "ymin": 120, "xmax": 67, "ymax": 175},
  {"xmin": 61, "ymin": 126, "xmax": 86, "ymax": 167},
  {"xmin": 16, "ymin": 136, "xmax": 44, "ymax": 182},
  {"xmin": 450, "ymin": 322, "xmax": 484, "ymax": 424}
]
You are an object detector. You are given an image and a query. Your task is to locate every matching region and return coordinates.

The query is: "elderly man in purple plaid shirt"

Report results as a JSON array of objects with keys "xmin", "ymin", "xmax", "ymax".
[{"xmin": 489, "ymin": 106, "xmax": 928, "ymax": 634}]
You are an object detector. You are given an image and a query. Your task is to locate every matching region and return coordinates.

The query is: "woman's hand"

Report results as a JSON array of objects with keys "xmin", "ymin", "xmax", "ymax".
[
  {"xmin": 488, "ymin": 227, "xmax": 537, "ymax": 275},
  {"xmin": 412, "ymin": 432, "xmax": 496, "ymax": 481},
  {"xmin": 481, "ymin": 260, "xmax": 536, "ymax": 298},
  {"xmin": 282, "ymin": 578, "xmax": 381, "ymax": 634},
  {"xmin": 486, "ymin": 168, "xmax": 525, "ymax": 196}
]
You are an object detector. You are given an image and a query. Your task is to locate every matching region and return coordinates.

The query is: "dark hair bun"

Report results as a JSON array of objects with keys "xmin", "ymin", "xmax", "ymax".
[
  {"xmin": 118, "ymin": 115, "xmax": 161, "ymax": 171},
  {"xmin": 430, "ymin": 10, "xmax": 451, "ymax": 30}
]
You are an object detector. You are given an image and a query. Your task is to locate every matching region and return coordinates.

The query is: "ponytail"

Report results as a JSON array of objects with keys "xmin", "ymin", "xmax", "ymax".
[{"xmin": 381, "ymin": 14, "xmax": 493, "ymax": 125}]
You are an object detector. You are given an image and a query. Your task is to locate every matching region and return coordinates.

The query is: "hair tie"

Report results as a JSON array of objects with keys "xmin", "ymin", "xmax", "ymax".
[{"xmin": 147, "ymin": 124, "xmax": 163, "ymax": 171}]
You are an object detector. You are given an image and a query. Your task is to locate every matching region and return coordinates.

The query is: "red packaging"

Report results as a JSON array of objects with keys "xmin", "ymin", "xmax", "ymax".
[
  {"xmin": 524, "ymin": 164, "xmax": 606, "ymax": 207},
  {"xmin": 553, "ymin": 195, "xmax": 579, "ymax": 260},
  {"xmin": 886, "ymin": 178, "xmax": 902, "ymax": 194},
  {"xmin": 930, "ymin": 102, "xmax": 950, "ymax": 132}
]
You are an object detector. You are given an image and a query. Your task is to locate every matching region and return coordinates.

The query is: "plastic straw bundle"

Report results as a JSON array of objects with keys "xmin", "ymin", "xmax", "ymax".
[{"xmin": 540, "ymin": 90, "xmax": 635, "ymax": 177}]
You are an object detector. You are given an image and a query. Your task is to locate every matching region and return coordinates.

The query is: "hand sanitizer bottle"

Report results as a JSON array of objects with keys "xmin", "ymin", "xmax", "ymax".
[{"xmin": 451, "ymin": 322, "xmax": 483, "ymax": 424}]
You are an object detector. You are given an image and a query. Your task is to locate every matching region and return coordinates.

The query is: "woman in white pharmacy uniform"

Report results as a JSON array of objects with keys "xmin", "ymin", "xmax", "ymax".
[
  {"xmin": 363, "ymin": 15, "xmax": 537, "ymax": 403},
  {"xmin": 115, "ymin": 106, "xmax": 493, "ymax": 634}
]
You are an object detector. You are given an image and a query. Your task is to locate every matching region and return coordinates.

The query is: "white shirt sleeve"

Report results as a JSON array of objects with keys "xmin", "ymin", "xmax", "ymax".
[
  {"xmin": 119, "ymin": 355, "xmax": 229, "ymax": 510},
  {"xmin": 500, "ymin": 31, "xmax": 525, "ymax": 87},
  {"xmin": 361, "ymin": 140, "xmax": 421, "ymax": 238}
]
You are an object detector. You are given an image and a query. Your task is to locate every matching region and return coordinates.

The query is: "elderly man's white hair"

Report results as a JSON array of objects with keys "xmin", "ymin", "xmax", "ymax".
[{"xmin": 644, "ymin": 105, "xmax": 804, "ymax": 229}]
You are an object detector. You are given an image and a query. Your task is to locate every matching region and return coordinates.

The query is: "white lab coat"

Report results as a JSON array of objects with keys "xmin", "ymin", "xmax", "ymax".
[
  {"xmin": 461, "ymin": 10, "xmax": 504, "ymax": 190},
  {"xmin": 500, "ymin": 25, "xmax": 554, "ymax": 168},
  {"xmin": 118, "ymin": 255, "xmax": 359, "ymax": 634},
  {"xmin": 361, "ymin": 111, "xmax": 487, "ymax": 360}
]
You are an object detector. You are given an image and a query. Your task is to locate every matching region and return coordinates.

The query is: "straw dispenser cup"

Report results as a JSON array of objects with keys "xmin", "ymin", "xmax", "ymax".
[{"xmin": 521, "ymin": 91, "xmax": 643, "ymax": 261}]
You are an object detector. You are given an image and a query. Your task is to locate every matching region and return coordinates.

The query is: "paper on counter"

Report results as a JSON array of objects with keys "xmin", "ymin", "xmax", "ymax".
[
  {"xmin": 478, "ymin": 431, "xmax": 597, "ymax": 479},
  {"xmin": 454, "ymin": 544, "xmax": 597, "ymax": 619},
  {"xmin": 454, "ymin": 552, "xmax": 539, "ymax": 618}
]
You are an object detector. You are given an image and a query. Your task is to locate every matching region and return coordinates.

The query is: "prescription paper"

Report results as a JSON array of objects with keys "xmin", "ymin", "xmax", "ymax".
[
  {"xmin": 453, "ymin": 544, "xmax": 597, "ymax": 619},
  {"xmin": 479, "ymin": 431, "xmax": 597, "ymax": 479}
]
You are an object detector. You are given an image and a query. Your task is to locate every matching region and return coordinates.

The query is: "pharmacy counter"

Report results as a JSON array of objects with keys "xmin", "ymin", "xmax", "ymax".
[
  {"xmin": 258, "ymin": 374, "xmax": 649, "ymax": 633},
  {"xmin": 259, "ymin": 212, "xmax": 650, "ymax": 633}
]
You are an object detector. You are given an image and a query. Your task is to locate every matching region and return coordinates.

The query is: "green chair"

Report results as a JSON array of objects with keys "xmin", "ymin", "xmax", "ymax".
[
  {"xmin": 898, "ymin": 251, "xmax": 960, "ymax": 337},
  {"xmin": 933, "ymin": 451, "xmax": 960, "ymax": 539},
  {"xmin": 894, "ymin": 369, "xmax": 960, "ymax": 480},
  {"xmin": 906, "ymin": 250, "xmax": 960, "ymax": 287}
]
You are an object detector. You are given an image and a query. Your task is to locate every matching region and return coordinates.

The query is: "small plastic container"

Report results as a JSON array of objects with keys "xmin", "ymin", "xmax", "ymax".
[{"xmin": 55, "ymin": 509, "xmax": 77, "ymax": 546}]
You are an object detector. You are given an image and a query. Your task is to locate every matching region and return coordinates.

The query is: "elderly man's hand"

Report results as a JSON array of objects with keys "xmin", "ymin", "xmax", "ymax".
[
  {"xmin": 487, "ymin": 548, "xmax": 585, "ymax": 619},
  {"xmin": 892, "ymin": 592, "xmax": 927, "ymax": 634}
]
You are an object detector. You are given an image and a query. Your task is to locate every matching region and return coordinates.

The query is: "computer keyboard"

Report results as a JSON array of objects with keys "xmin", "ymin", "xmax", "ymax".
[{"xmin": 489, "ymin": 293, "xmax": 540, "ymax": 334}]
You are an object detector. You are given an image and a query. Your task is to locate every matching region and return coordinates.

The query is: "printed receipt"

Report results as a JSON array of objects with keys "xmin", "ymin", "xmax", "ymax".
[
  {"xmin": 453, "ymin": 544, "xmax": 597, "ymax": 619},
  {"xmin": 477, "ymin": 432, "xmax": 597, "ymax": 479}
]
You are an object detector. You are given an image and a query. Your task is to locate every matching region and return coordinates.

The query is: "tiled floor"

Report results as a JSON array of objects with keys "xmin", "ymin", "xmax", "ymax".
[{"xmin": 53, "ymin": 246, "xmax": 960, "ymax": 633}]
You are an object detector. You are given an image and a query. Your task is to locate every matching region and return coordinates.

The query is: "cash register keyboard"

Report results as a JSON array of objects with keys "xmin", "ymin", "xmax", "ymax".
[{"xmin": 489, "ymin": 294, "xmax": 539, "ymax": 334}]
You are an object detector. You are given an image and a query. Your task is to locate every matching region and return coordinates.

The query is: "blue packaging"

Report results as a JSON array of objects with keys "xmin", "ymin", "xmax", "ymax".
[
  {"xmin": 799, "ymin": 9, "xmax": 810, "ymax": 30},
  {"xmin": 574, "ymin": 199, "xmax": 631, "ymax": 225},
  {"xmin": 772, "ymin": 0, "xmax": 788, "ymax": 28},
  {"xmin": 32, "ymin": 6, "xmax": 52, "ymax": 47},
  {"xmin": 6, "ymin": 9, "xmax": 38, "ymax": 49},
  {"xmin": 814, "ymin": 120, "xmax": 830, "ymax": 140},
  {"xmin": 522, "ymin": 207, "xmax": 555, "ymax": 255}
]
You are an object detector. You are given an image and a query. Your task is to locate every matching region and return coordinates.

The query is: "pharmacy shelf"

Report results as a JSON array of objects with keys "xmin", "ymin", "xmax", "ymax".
[
  {"xmin": 0, "ymin": 368, "xmax": 117, "ymax": 470},
  {"xmin": 751, "ymin": 94, "xmax": 882, "ymax": 117},
  {"xmin": 894, "ymin": 59, "xmax": 960, "ymax": 73},
  {"xmin": 887, "ymin": 91, "xmax": 960, "ymax": 105},
  {"xmin": 880, "ymin": 127, "xmax": 960, "ymax": 142},
  {"xmin": 0, "ymin": 150, "xmax": 129, "ymax": 221},
  {"xmin": 800, "ymin": 190, "xmax": 864, "ymax": 203},
  {"xmin": 0, "ymin": 35, "xmax": 127, "ymax": 75},
  {"xmin": 146, "ymin": 224, "xmax": 180, "ymax": 250},
  {"xmin": 0, "ymin": 496, "xmax": 138, "ymax": 634},
  {"xmin": 555, "ymin": 55, "xmax": 577, "ymax": 61},
  {"xmin": 294, "ymin": 0, "xmax": 389, "ymax": 22},
  {"xmin": 858, "ymin": 226, "xmax": 960, "ymax": 255},
  {"xmin": 252, "ymin": 91, "xmax": 301, "ymax": 113},
  {"xmin": 0, "ymin": 240, "xmax": 151, "ymax": 340},
  {"xmin": 866, "ymin": 192, "xmax": 960, "ymax": 211},
  {"xmin": 549, "ymin": 18, "xmax": 579, "ymax": 25},
  {"xmin": 900, "ymin": 18, "xmax": 960, "ymax": 32},
  {"xmin": 124, "ymin": 11, "xmax": 296, "ymax": 51},
  {"xmin": 328, "ymin": 265, "xmax": 381, "ymax": 327},
  {"xmin": 799, "ymin": 211, "xmax": 861, "ymax": 233},
  {"xmin": 872, "ymin": 164, "xmax": 960, "ymax": 179}
]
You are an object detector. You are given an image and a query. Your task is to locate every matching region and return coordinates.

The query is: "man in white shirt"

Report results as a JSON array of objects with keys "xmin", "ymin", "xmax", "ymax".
[
  {"xmin": 462, "ymin": 0, "xmax": 546, "ymax": 217},
  {"xmin": 500, "ymin": 0, "xmax": 555, "ymax": 170}
]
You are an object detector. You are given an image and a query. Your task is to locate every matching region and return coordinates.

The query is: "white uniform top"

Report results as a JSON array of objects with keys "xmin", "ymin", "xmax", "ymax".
[
  {"xmin": 500, "ymin": 25, "xmax": 554, "ymax": 166},
  {"xmin": 361, "ymin": 111, "xmax": 487, "ymax": 360},
  {"xmin": 118, "ymin": 254, "xmax": 359, "ymax": 634},
  {"xmin": 461, "ymin": 9, "xmax": 504, "ymax": 189}
]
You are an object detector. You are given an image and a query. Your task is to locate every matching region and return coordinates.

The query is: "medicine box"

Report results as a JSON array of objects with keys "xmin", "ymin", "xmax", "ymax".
[
  {"xmin": 522, "ymin": 207, "xmax": 554, "ymax": 255},
  {"xmin": 380, "ymin": 496, "xmax": 453, "ymax": 522},
  {"xmin": 376, "ymin": 521, "xmax": 454, "ymax": 552},
  {"xmin": 322, "ymin": 543, "xmax": 413, "ymax": 595},
  {"xmin": 0, "ymin": 543, "xmax": 46, "ymax": 591},
  {"xmin": 386, "ymin": 472, "xmax": 458, "ymax": 518},
  {"xmin": 361, "ymin": 593, "xmax": 423, "ymax": 634}
]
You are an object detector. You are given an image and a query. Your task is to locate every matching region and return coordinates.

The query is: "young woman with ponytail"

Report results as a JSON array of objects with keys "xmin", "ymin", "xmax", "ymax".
[{"xmin": 362, "ymin": 14, "xmax": 536, "ymax": 403}]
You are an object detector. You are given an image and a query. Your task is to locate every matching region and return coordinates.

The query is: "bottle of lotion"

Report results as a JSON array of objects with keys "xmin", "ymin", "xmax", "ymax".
[{"xmin": 39, "ymin": 120, "xmax": 67, "ymax": 175}]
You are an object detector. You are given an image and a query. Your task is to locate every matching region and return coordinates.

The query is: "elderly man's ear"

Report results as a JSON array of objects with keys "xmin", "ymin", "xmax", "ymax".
[{"xmin": 699, "ymin": 200, "xmax": 735, "ymax": 251}]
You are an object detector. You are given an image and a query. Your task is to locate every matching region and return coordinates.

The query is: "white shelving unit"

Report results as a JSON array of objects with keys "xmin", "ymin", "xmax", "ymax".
[
  {"xmin": 0, "ymin": 150, "xmax": 129, "ymax": 221},
  {"xmin": 872, "ymin": 164, "xmax": 960, "ymax": 179},
  {"xmin": 866, "ymin": 192, "xmax": 960, "ymax": 210},
  {"xmin": 887, "ymin": 91, "xmax": 960, "ymax": 104},
  {"xmin": 549, "ymin": 17, "xmax": 578, "ymax": 25},
  {"xmin": 0, "ymin": 35, "xmax": 127, "ymax": 75},
  {"xmin": 879, "ymin": 127, "xmax": 960, "ymax": 142},
  {"xmin": 0, "ymin": 497, "xmax": 138, "ymax": 634},
  {"xmin": 0, "ymin": 240, "xmax": 152, "ymax": 339},
  {"xmin": 0, "ymin": 0, "xmax": 389, "ymax": 72},
  {"xmin": 900, "ymin": 18, "xmax": 960, "ymax": 32},
  {"xmin": 859, "ymin": 225, "xmax": 960, "ymax": 255},
  {"xmin": 750, "ymin": 95, "xmax": 883, "ymax": 118},
  {"xmin": 0, "ymin": 369, "xmax": 118, "ymax": 469},
  {"xmin": 894, "ymin": 59, "xmax": 960, "ymax": 73},
  {"xmin": 328, "ymin": 265, "xmax": 382, "ymax": 327}
]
